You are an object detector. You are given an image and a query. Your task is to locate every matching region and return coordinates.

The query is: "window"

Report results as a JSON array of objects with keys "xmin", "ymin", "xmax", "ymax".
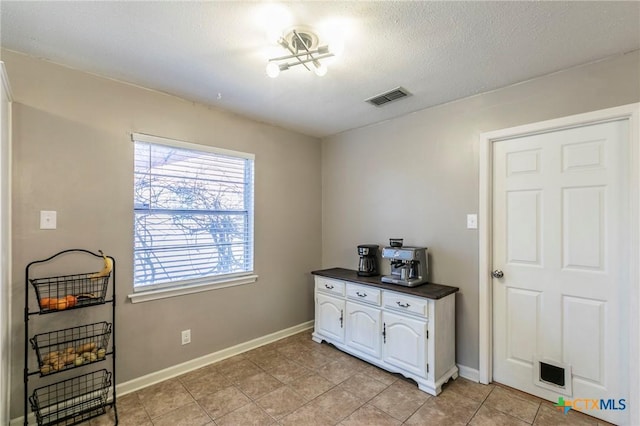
[{"xmin": 132, "ymin": 133, "xmax": 254, "ymax": 295}]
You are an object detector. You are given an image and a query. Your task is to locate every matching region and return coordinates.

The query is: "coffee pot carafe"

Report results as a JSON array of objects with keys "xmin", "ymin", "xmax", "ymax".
[{"xmin": 357, "ymin": 245, "xmax": 379, "ymax": 276}]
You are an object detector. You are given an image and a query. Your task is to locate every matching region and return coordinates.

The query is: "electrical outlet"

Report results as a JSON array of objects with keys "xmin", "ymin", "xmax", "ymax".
[{"xmin": 181, "ymin": 329, "xmax": 191, "ymax": 345}]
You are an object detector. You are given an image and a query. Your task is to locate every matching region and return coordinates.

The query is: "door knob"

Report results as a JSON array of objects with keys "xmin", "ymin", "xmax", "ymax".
[{"xmin": 492, "ymin": 270, "xmax": 504, "ymax": 279}]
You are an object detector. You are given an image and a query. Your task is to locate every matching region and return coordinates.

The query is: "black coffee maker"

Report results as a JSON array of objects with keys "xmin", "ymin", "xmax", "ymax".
[{"xmin": 357, "ymin": 245, "xmax": 379, "ymax": 276}]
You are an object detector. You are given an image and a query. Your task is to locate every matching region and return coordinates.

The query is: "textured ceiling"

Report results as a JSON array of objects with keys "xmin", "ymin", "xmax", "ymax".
[{"xmin": 1, "ymin": 1, "xmax": 639, "ymax": 138}]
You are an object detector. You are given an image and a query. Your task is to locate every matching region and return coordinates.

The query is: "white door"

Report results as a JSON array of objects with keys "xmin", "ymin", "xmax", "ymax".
[
  {"xmin": 492, "ymin": 119, "xmax": 629, "ymax": 424},
  {"xmin": 382, "ymin": 311, "xmax": 426, "ymax": 376},
  {"xmin": 316, "ymin": 293, "xmax": 345, "ymax": 343},
  {"xmin": 345, "ymin": 301, "xmax": 381, "ymax": 358}
]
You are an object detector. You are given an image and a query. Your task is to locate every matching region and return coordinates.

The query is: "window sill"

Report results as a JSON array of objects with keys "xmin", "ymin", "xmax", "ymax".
[{"xmin": 127, "ymin": 274, "xmax": 258, "ymax": 304}]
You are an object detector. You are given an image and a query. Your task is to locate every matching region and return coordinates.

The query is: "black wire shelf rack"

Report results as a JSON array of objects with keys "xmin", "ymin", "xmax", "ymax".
[
  {"xmin": 29, "ymin": 369, "xmax": 112, "ymax": 426},
  {"xmin": 30, "ymin": 322, "xmax": 112, "ymax": 377},
  {"xmin": 24, "ymin": 249, "xmax": 118, "ymax": 425}
]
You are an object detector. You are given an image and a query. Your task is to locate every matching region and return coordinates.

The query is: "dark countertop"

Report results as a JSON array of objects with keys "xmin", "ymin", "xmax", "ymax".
[{"xmin": 312, "ymin": 268, "xmax": 459, "ymax": 300}]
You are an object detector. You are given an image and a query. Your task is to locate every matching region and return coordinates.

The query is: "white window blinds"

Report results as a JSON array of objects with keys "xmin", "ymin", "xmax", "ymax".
[{"xmin": 133, "ymin": 133, "xmax": 254, "ymax": 289}]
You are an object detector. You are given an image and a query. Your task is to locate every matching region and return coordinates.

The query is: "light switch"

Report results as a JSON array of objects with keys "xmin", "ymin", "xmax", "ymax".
[
  {"xmin": 466, "ymin": 214, "xmax": 478, "ymax": 229},
  {"xmin": 40, "ymin": 211, "xmax": 57, "ymax": 230}
]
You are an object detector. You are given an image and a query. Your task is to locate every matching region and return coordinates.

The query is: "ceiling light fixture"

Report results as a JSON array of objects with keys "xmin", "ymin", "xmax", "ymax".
[{"xmin": 266, "ymin": 27, "xmax": 336, "ymax": 78}]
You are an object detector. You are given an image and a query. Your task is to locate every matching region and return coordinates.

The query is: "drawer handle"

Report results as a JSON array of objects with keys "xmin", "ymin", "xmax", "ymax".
[
  {"xmin": 397, "ymin": 301, "xmax": 411, "ymax": 308},
  {"xmin": 356, "ymin": 291, "xmax": 367, "ymax": 297},
  {"xmin": 325, "ymin": 284, "xmax": 334, "ymax": 290}
]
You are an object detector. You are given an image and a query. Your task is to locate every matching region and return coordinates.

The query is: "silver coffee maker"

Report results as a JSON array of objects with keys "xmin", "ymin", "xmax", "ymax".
[{"xmin": 381, "ymin": 245, "xmax": 428, "ymax": 287}]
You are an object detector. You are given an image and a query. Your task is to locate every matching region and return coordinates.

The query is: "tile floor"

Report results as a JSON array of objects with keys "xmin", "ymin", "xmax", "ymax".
[{"xmin": 88, "ymin": 330, "xmax": 610, "ymax": 426}]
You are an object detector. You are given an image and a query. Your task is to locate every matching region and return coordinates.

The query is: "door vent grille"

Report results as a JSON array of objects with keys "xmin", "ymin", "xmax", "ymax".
[{"xmin": 365, "ymin": 87, "xmax": 411, "ymax": 107}]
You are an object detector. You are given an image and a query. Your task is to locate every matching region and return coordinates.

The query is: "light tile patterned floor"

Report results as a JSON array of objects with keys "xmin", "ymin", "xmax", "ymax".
[{"xmin": 89, "ymin": 330, "xmax": 611, "ymax": 426}]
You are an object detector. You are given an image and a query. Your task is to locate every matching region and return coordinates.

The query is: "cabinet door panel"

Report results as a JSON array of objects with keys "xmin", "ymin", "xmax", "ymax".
[
  {"xmin": 345, "ymin": 301, "xmax": 382, "ymax": 358},
  {"xmin": 316, "ymin": 293, "xmax": 345, "ymax": 343},
  {"xmin": 383, "ymin": 311, "xmax": 427, "ymax": 376}
]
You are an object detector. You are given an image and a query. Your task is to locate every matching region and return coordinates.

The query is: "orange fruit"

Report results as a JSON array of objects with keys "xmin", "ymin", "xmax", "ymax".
[
  {"xmin": 65, "ymin": 295, "xmax": 77, "ymax": 308},
  {"xmin": 52, "ymin": 298, "xmax": 68, "ymax": 310},
  {"xmin": 39, "ymin": 298, "xmax": 51, "ymax": 309}
]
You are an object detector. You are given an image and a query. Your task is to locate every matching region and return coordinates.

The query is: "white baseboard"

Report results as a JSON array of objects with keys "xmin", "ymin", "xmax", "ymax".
[
  {"xmin": 457, "ymin": 364, "xmax": 480, "ymax": 382},
  {"xmin": 11, "ymin": 320, "xmax": 314, "ymax": 425},
  {"xmin": 117, "ymin": 320, "xmax": 314, "ymax": 395}
]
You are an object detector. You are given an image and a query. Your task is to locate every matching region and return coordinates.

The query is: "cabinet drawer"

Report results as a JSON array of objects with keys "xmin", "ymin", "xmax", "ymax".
[
  {"xmin": 315, "ymin": 277, "xmax": 345, "ymax": 296},
  {"xmin": 346, "ymin": 283, "xmax": 381, "ymax": 306},
  {"xmin": 383, "ymin": 291, "xmax": 429, "ymax": 318}
]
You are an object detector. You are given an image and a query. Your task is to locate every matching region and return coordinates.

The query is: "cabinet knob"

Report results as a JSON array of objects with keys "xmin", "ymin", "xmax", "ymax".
[{"xmin": 492, "ymin": 270, "xmax": 504, "ymax": 279}]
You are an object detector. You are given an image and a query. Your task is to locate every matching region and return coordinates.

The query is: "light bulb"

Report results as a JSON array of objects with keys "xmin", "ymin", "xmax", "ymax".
[
  {"xmin": 266, "ymin": 62, "xmax": 280, "ymax": 78},
  {"xmin": 314, "ymin": 62, "xmax": 328, "ymax": 77}
]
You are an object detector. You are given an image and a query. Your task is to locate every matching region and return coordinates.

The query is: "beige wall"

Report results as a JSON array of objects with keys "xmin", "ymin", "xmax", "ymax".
[
  {"xmin": 321, "ymin": 51, "xmax": 640, "ymax": 370},
  {"xmin": 6, "ymin": 45, "xmax": 640, "ymax": 418},
  {"xmin": 4, "ymin": 49, "xmax": 322, "ymax": 418}
]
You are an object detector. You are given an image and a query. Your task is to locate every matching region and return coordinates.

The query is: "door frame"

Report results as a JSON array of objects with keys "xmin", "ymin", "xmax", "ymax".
[
  {"xmin": 0, "ymin": 61, "xmax": 13, "ymax": 426},
  {"xmin": 478, "ymin": 103, "xmax": 639, "ymax": 423}
]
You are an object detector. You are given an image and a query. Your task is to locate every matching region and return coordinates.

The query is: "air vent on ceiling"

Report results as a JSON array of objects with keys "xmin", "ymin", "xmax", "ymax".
[{"xmin": 365, "ymin": 87, "xmax": 411, "ymax": 107}]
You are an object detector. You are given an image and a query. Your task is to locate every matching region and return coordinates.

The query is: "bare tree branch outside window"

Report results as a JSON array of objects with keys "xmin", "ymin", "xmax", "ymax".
[{"xmin": 133, "ymin": 141, "xmax": 254, "ymax": 288}]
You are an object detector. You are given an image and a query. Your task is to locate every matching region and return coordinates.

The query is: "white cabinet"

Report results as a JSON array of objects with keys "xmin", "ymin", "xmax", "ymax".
[
  {"xmin": 312, "ymin": 275, "xmax": 458, "ymax": 395},
  {"xmin": 316, "ymin": 276, "xmax": 345, "ymax": 296},
  {"xmin": 382, "ymin": 311, "xmax": 426, "ymax": 376},
  {"xmin": 346, "ymin": 283, "xmax": 381, "ymax": 306},
  {"xmin": 315, "ymin": 292, "xmax": 345, "ymax": 343},
  {"xmin": 345, "ymin": 301, "xmax": 382, "ymax": 358},
  {"xmin": 384, "ymin": 291, "xmax": 428, "ymax": 317}
]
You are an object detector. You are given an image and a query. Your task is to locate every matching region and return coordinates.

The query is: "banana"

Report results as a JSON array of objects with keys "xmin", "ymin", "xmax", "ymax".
[{"xmin": 89, "ymin": 250, "xmax": 113, "ymax": 278}]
